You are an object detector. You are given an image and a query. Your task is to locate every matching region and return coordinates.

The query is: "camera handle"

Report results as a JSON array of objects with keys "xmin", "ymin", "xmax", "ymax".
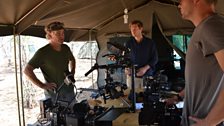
[
  {"xmin": 54, "ymin": 81, "xmax": 77, "ymax": 109},
  {"xmin": 54, "ymin": 83, "xmax": 65, "ymax": 106}
]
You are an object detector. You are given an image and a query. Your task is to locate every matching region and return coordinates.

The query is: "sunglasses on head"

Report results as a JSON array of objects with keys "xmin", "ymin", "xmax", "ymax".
[{"xmin": 46, "ymin": 22, "xmax": 64, "ymax": 32}]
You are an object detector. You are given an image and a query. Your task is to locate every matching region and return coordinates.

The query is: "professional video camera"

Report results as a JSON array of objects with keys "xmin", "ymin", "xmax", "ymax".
[
  {"xmin": 35, "ymin": 70, "xmax": 77, "ymax": 126},
  {"xmin": 138, "ymin": 70, "xmax": 182, "ymax": 126},
  {"xmin": 38, "ymin": 97, "xmax": 110, "ymax": 126},
  {"xmin": 33, "ymin": 70, "xmax": 108, "ymax": 126}
]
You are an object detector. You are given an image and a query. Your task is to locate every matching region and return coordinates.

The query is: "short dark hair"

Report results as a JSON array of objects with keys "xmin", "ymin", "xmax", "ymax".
[
  {"xmin": 129, "ymin": 20, "xmax": 143, "ymax": 28},
  {"xmin": 45, "ymin": 21, "xmax": 64, "ymax": 32}
]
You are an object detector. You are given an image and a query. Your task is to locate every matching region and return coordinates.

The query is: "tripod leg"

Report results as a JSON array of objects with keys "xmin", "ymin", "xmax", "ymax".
[
  {"xmin": 130, "ymin": 65, "xmax": 136, "ymax": 112},
  {"xmin": 120, "ymin": 97, "xmax": 131, "ymax": 108}
]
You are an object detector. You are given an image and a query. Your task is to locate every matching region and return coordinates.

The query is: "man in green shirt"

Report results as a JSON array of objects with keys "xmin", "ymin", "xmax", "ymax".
[{"xmin": 24, "ymin": 21, "xmax": 76, "ymax": 103}]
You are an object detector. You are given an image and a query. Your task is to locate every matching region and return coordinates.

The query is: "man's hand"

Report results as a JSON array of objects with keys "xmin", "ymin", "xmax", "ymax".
[
  {"xmin": 125, "ymin": 68, "xmax": 131, "ymax": 75},
  {"xmin": 189, "ymin": 116, "xmax": 214, "ymax": 126},
  {"xmin": 41, "ymin": 82, "xmax": 57, "ymax": 91},
  {"xmin": 136, "ymin": 65, "xmax": 150, "ymax": 77},
  {"xmin": 108, "ymin": 55, "xmax": 116, "ymax": 61},
  {"xmin": 165, "ymin": 95, "xmax": 179, "ymax": 105}
]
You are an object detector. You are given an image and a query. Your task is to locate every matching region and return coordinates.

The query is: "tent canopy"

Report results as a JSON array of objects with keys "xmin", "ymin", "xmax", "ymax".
[{"xmin": 1, "ymin": 0, "xmax": 223, "ymax": 42}]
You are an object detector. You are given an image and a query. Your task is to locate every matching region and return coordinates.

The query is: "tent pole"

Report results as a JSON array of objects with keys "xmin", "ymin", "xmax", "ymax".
[
  {"xmin": 18, "ymin": 35, "xmax": 26, "ymax": 126},
  {"xmin": 89, "ymin": 30, "xmax": 94, "ymax": 88},
  {"xmin": 13, "ymin": 26, "xmax": 22, "ymax": 126}
]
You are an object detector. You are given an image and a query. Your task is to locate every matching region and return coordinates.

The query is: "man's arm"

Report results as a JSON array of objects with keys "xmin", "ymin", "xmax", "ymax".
[
  {"xmin": 147, "ymin": 40, "xmax": 158, "ymax": 69},
  {"xmin": 23, "ymin": 64, "xmax": 56, "ymax": 90},
  {"xmin": 69, "ymin": 55, "xmax": 76, "ymax": 75},
  {"xmin": 204, "ymin": 49, "xmax": 224, "ymax": 125},
  {"xmin": 136, "ymin": 65, "xmax": 150, "ymax": 77},
  {"xmin": 215, "ymin": 49, "xmax": 224, "ymax": 71},
  {"xmin": 190, "ymin": 49, "xmax": 224, "ymax": 126},
  {"xmin": 24, "ymin": 64, "xmax": 45, "ymax": 88}
]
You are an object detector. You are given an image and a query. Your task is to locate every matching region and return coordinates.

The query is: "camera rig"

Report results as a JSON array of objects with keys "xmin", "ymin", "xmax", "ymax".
[
  {"xmin": 84, "ymin": 41, "xmax": 132, "ymax": 105},
  {"xmin": 84, "ymin": 63, "xmax": 128, "ymax": 104},
  {"xmin": 35, "ymin": 71, "xmax": 115, "ymax": 126},
  {"xmin": 138, "ymin": 70, "xmax": 182, "ymax": 126},
  {"xmin": 31, "ymin": 42, "xmax": 134, "ymax": 126}
]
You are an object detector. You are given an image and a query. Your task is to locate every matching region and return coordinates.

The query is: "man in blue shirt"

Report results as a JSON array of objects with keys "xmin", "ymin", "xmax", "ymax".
[{"xmin": 125, "ymin": 20, "xmax": 158, "ymax": 92}]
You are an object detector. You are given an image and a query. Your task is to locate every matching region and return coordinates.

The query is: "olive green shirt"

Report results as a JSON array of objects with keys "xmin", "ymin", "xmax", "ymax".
[{"xmin": 28, "ymin": 44, "xmax": 75, "ymax": 102}]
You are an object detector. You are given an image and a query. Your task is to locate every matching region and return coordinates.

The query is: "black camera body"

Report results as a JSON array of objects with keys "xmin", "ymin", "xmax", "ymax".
[
  {"xmin": 38, "ymin": 98, "xmax": 88, "ymax": 126},
  {"xmin": 138, "ymin": 71, "xmax": 182, "ymax": 126},
  {"xmin": 139, "ymin": 101, "xmax": 181, "ymax": 126},
  {"xmin": 38, "ymin": 97, "xmax": 122, "ymax": 126}
]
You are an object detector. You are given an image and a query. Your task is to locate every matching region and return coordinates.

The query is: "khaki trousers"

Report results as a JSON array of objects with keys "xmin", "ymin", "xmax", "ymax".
[{"xmin": 126, "ymin": 75, "xmax": 144, "ymax": 93}]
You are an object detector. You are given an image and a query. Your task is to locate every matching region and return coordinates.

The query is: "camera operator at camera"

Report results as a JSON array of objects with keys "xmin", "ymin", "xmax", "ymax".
[
  {"xmin": 125, "ymin": 20, "xmax": 158, "ymax": 95},
  {"xmin": 24, "ymin": 21, "xmax": 76, "ymax": 103}
]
